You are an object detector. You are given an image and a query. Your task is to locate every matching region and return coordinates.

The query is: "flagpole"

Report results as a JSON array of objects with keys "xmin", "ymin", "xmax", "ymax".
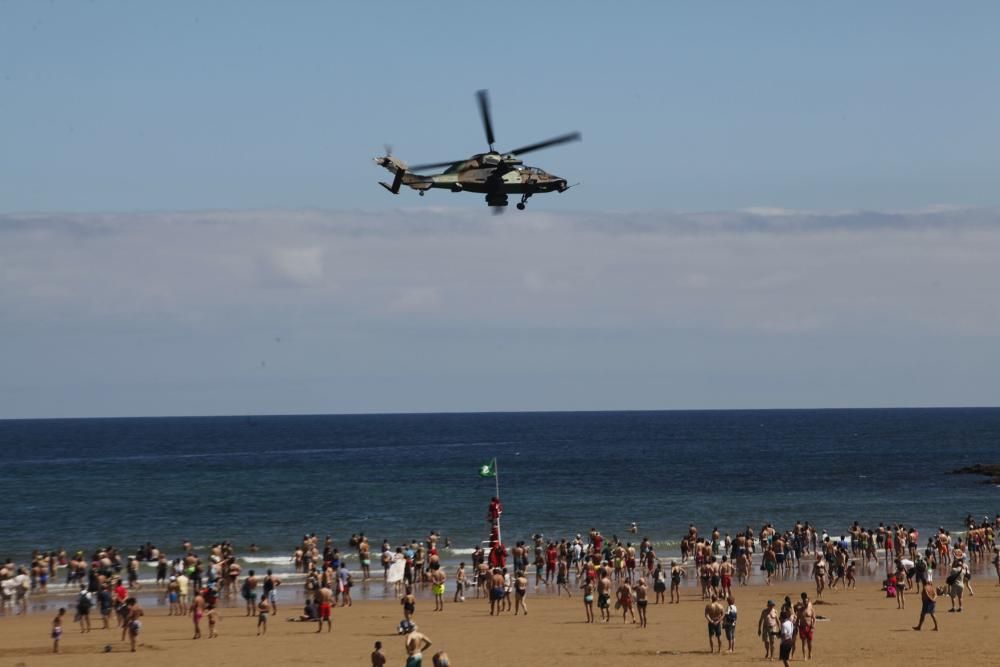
[{"xmin": 494, "ymin": 457, "xmax": 501, "ymax": 546}]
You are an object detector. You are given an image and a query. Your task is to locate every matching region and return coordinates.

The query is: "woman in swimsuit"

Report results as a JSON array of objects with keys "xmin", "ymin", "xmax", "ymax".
[
  {"xmin": 580, "ymin": 580, "xmax": 594, "ymax": 623},
  {"xmin": 635, "ymin": 578, "xmax": 649, "ymax": 628},
  {"xmin": 513, "ymin": 571, "xmax": 528, "ymax": 616}
]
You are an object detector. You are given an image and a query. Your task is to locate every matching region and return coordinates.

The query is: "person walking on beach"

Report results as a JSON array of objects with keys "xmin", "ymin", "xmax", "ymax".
[
  {"xmin": 52, "ymin": 607, "xmax": 65, "ymax": 653},
  {"xmin": 263, "ymin": 569, "xmax": 281, "ymax": 613},
  {"xmin": 75, "ymin": 585, "xmax": 93, "ymax": 633},
  {"xmin": 757, "ymin": 600, "xmax": 778, "ymax": 660},
  {"xmin": 913, "ymin": 580, "xmax": 938, "ymax": 631},
  {"xmin": 813, "ymin": 555, "xmax": 827, "ymax": 599},
  {"xmin": 617, "ymin": 580, "xmax": 636, "ymax": 624},
  {"xmin": 514, "ymin": 570, "xmax": 529, "ymax": 615},
  {"xmin": 947, "ymin": 556, "xmax": 968, "ymax": 612},
  {"xmin": 778, "ymin": 609, "xmax": 795, "ymax": 667},
  {"xmin": 705, "ymin": 594, "xmax": 724, "ymax": 654}
]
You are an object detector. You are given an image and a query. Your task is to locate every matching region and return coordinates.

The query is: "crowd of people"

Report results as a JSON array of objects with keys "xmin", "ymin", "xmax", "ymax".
[{"xmin": 4, "ymin": 510, "xmax": 1000, "ymax": 663}]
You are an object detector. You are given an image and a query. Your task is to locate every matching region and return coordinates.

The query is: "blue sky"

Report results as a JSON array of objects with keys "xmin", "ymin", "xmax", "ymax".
[
  {"xmin": 2, "ymin": 1, "xmax": 999, "ymax": 212},
  {"xmin": 2, "ymin": 2, "xmax": 1000, "ymax": 418}
]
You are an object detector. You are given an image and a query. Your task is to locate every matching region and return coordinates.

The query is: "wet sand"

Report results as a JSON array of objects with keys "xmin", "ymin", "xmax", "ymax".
[{"xmin": 2, "ymin": 577, "xmax": 998, "ymax": 665}]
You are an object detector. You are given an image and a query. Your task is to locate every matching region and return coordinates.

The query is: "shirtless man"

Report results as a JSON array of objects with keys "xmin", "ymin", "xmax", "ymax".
[
  {"xmin": 705, "ymin": 594, "xmax": 725, "ymax": 654},
  {"xmin": 598, "ymin": 569, "xmax": 613, "ymax": 622},
  {"xmin": 430, "ymin": 565, "xmax": 446, "ymax": 612},
  {"xmin": 617, "ymin": 580, "xmax": 636, "ymax": 624},
  {"xmin": 736, "ymin": 550, "xmax": 751, "ymax": 587},
  {"xmin": 359, "ymin": 536, "xmax": 371, "ymax": 582},
  {"xmin": 263, "ymin": 569, "xmax": 281, "ymax": 613},
  {"xmin": 757, "ymin": 599, "xmax": 779, "ymax": 660},
  {"xmin": 489, "ymin": 569, "xmax": 505, "ymax": 616},
  {"xmin": 403, "ymin": 623, "xmax": 432, "ymax": 667},
  {"xmin": 317, "ymin": 584, "xmax": 333, "ymax": 633},
  {"xmin": 635, "ymin": 577, "xmax": 648, "ymax": 628},
  {"xmin": 242, "ymin": 570, "xmax": 258, "ymax": 616},
  {"xmin": 719, "ymin": 556, "xmax": 734, "ymax": 599},
  {"xmin": 796, "ymin": 592, "xmax": 815, "ymax": 660},
  {"xmin": 913, "ymin": 580, "xmax": 938, "ymax": 631}
]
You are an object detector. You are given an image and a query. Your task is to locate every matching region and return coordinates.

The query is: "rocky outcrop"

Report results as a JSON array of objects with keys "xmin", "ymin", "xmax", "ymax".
[{"xmin": 951, "ymin": 464, "xmax": 1000, "ymax": 485}]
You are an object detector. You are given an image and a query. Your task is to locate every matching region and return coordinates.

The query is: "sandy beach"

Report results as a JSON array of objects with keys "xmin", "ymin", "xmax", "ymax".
[{"xmin": 2, "ymin": 578, "xmax": 997, "ymax": 666}]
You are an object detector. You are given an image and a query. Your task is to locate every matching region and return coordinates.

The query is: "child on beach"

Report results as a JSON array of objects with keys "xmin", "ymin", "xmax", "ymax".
[
  {"xmin": 52, "ymin": 607, "xmax": 65, "ymax": 653},
  {"xmin": 207, "ymin": 605, "xmax": 219, "ymax": 638},
  {"xmin": 256, "ymin": 598, "xmax": 269, "ymax": 635},
  {"xmin": 371, "ymin": 640, "xmax": 386, "ymax": 667}
]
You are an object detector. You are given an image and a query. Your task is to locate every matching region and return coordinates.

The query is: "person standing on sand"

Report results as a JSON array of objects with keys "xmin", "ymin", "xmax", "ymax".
[
  {"xmin": 813, "ymin": 555, "xmax": 827, "ymax": 598},
  {"xmin": 124, "ymin": 598, "xmax": 144, "ymax": 652},
  {"xmin": 757, "ymin": 599, "xmax": 778, "ymax": 660},
  {"xmin": 796, "ymin": 592, "xmax": 815, "ymax": 660},
  {"xmin": 453, "ymin": 562, "xmax": 466, "ymax": 603},
  {"xmin": 635, "ymin": 577, "xmax": 648, "ymax": 628},
  {"xmin": 263, "ymin": 569, "xmax": 281, "ymax": 613},
  {"xmin": 430, "ymin": 564, "xmax": 446, "ymax": 612},
  {"xmin": 371, "ymin": 640, "xmax": 386, "ymax": 667},
  {"xmin": 597, "ymin": 569, "xmax": 612, "ymax": 622},
  {"xmin": 705, "ymin": 594, "xmax": 724, "ymax": 654},
  {"xmin": 242, "ymin": 570, "xmax": 258, "ymax": 616},
  {"xmin": 402, "ymin": 621, "xmax": 432, "ymax": 667},
  {"xmin": 580, "ymin": 578, "xmax": 595, "ymax": 623},
  {"xmin": 489, "ymin": 569, "xmax": 505, "ymax": 616},
  {"xmin": 190, "ymin": 590, "xmax": 205, "ymax": 639},
  {"xmin": 52, "ymin": 607, "xmax": 65, "ymax": 653},
  {"xmin": 256, "ymin": 597, "xmax": 270, "ymax": 635},
  {"xmin": 913, "ymin": 580, "xmax": 938, "ymax": 631},
  {"xmin": 669, "ymin": 561, "xmax": 684, "ymax": 603},
  {"xmin": 401, "ymin": 585, "xmax": 417, "ymax": 621},
  {"xmin": 722, "ymin": 595, "xmax": 738, "ymax": 654}
]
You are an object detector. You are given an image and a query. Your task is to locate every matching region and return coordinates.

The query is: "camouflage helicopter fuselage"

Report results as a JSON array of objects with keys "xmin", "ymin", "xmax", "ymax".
[
  {"xmin": 374, "ymin": 153, "xmax": 569, "ymax": 209},
  {"xmin": 374, "ymin": 90, "xmax": 579, "ymax": 210}
]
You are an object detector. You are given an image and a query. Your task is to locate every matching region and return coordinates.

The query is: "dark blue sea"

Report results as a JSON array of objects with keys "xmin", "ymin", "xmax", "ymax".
[{"xmin": 2, "ymin": 409, "xmax": 999, "ymax": 569}]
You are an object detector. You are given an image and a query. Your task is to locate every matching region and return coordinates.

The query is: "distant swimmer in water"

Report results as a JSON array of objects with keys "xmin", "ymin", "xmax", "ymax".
[{"xmin": 629, "ymin": 522, "xmax": 639, "ymax": 534}]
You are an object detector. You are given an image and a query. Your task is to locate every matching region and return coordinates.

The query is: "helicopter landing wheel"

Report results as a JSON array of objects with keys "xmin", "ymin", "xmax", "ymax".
[{"xmin": 516, "ymin": 202, "xmax": 525, "ymax": 210}]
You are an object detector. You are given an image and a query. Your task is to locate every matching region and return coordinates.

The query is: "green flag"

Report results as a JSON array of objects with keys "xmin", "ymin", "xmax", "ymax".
[{"xmin": 478, "ymin": 458, "xmax": 496, "ymax": 478}]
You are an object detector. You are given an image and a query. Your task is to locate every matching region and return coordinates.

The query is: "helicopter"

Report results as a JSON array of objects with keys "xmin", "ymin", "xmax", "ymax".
[{"xmin": 374, "ymin": 90, "xmax": 581, "ymax": 211}]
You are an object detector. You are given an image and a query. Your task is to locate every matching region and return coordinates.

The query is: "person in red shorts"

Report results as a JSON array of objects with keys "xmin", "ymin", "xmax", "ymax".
[
  {"xmin": 317, "ymin": 596, "xmax": 332, "ymax": 633},
  {"xmin": 795, "ymin": 592, "xmax": 815, "ymax": 660}
]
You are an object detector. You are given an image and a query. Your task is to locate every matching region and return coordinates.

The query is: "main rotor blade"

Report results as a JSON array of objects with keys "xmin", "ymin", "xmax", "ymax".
[
  {"xmin": 509, "ymin": 132, "xmax": 582, "ymax": 156},
  {"xmin": 477, "ymin": 89, "xmax": 496, "ymax": 150},
  {"xmin": 407, "ymin": 160, "xmax": 461, "ymax": 172}
]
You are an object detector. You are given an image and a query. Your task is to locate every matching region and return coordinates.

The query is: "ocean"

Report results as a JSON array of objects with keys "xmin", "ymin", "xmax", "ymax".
[{"xmin": 2, "ymin": 408, "xmax": 999, "ymax": 583}]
